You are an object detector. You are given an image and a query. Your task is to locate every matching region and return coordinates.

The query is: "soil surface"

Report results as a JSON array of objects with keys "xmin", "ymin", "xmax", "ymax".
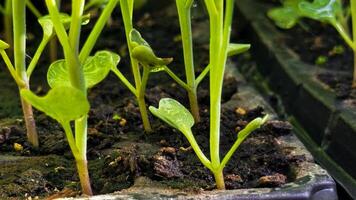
[
  {"xmin": 0, "ymin": 2, "xmax": 303, "ymax": 199},
  {"xmin": 279, "ymin": 18, "xmax": 356, "ymax": 102}
]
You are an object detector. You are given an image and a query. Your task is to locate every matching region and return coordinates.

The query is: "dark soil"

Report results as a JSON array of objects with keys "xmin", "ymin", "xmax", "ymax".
[
  {"xmin": 280, "ymin": 18, "xmax": 356, "ymax": 101},
  {"xmin": 0, "ymin": 2, "xmax": 303, "ymax": 199}
]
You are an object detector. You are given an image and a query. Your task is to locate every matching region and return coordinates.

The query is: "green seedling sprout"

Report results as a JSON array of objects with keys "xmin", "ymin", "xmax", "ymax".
[
  {"xmin": 20, "ymin": 0, "xmax": 119, "ymax": 195},
  {"xmin": 0, "ymin": 1, "xmax": 88, "ymax": 147},
  {"xmin": 268, "ymin": 0, "xmax": 356, "ymax": 88},
  {"xmin": 111, "ymin": 0, "xmax": 173, "ymax": 132},
  {"xmin": 150, "ymin": 0, "xmax": 268, "ymax": 189},
  {"xmin": 174, "ymin": 0, "xmax": 251, "ymax": 122}
]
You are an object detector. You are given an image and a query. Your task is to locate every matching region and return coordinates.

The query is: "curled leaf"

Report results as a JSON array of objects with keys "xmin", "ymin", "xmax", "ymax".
[
  {"xmin": 47, "ymin": 50, "xmax": 120, "ymax": 89},
  {"xmin": 149, "ymin": 98, "xmax": 194, "ymax": 133},
  {"xmin": 227, "ymin": 43, "xmax": 251, "ymax": 57},
  {"xmin": 20, "ymin": 86, "xmax": 89, "ymax": 123},
  {"xmin": 129, "ymin": 29, "xmax": 173, "ymax": 66},
  {"xmin": 237, "ymin": 115, "xmax": 269, "ymax": 139}
]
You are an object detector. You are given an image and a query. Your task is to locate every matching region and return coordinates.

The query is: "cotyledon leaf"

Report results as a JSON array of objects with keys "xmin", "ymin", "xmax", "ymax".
[
  {"xmin": 20, "ymin": 86, "xmax": 89, "ymax": 124},
  {"xmin": 149, "ymin": 98, "xmax": 194, "ymax": 133},
  {"xmin": 267, "ymin": 0, "xmax": 303, "ymax": 29},
  {"xmin": 298, "ymin": 0, "xmax": 342, "ymax": 24},
  {"xmin": 47, "ymin": 50, "xmax": 120, "ymax": 89},
  {"xmin": 38, "ymin": 13, "xmax": 90, "ymax": 39},
  {"xmin": 129, "ymin": 29, "xmax": 173, "ymax": 66},
  {"xmin": 268, "ymin": 0, "xmax": 342, "ymax": 29}
]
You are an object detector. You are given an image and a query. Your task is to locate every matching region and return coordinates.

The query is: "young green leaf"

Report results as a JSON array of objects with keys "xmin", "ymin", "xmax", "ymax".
[
  {"xmin": 38, "ymin": 13, "xmax": 90, "ymax": 38},
  {"xmin": 0, "ymin": 39, "xmax": 10, "ymax": 50},
  {"xmin": 267, "ymin": 0, "xmax": 303, "ymax": 29},
  {"xmin": 129, "ymin": 29, "xmax": 173, "ymax": 66},
  {"xmin": 268, "ymin": 0, "xmax": 342, "ymax": 29},
  {"xmin": 131, "ymin": 45, "xmax": 173, "ymax": 66},
  {"xmin": 298, "ymin": 0, "xmax": 342, "ymax": 24},
  {"xmin": 149, "ymin": 98, "xmax": 194, "ymax": 133},
  {"xmin": 47, "ymin": 50, "xmax": 120, "ymax": 89},
  {"xmin": 20, "ymin": 86, "xmax": 90, "ymax": 123},
  {"xmin": 237, "ymin": 115, "xmax": 269, "ymax": 140},
  {"xmin": 227, "ymin": 43, "xmax": 251, "ymax": 57}
]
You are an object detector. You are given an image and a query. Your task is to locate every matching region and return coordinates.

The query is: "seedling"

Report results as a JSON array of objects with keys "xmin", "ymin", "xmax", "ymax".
[
  {"xmin": 20, "ymin": 0, "xmax": 119, "ymax": 195},
  {"xmin": 150, "ymin": 0, "xmax": 268, "ymax": 189},
  {"xmin": 111, "ymin": 0, "xmax": 174, "ymax": 132},
  {"xmin": 268, "ymin": 0, "xmax": 356, "ymax": 88}
]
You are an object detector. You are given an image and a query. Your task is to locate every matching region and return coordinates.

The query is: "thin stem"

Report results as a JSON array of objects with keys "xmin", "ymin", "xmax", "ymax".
[
  {"xmin": 62, "ymin": 122, "xmax": 80, "ymax": 158},
  {"xmin": 79, "ymin": 0, "xmax": 119, "ymax": 62},
  {"xmin": 163, "ymin": 66, "xmax": 190, "ymax": 91},
  {"xmin": 176, "ymin": 0, "xmax": 200, "ymax": 122},
  {"xmin": 219, "ymin": 137, "xmax": 245, "ymax": 171},
  {"xmin": 120, "ymin": 0, "xmax": 153, "ymax": 132},
  {"xmin": 26, "ymin": 0, "xmax": 42, "ymax": 18},
  {"xmin": 27, "ymin": 37, "xmax": 51, "ymax": 78},
  {"xmin": 184, "ymin": 129, "xmax": 212, "ymax": 170},
  {"xmin": 120, "ymin": 0, "xmax": 142, "ymax": 87},
  {"xmin": 0, "ymin": 50, "xmax": 25, "ymax": 86},
  {"xmin": 111, "ymin": 67, "xmax": 137, "ymax": 95},
  {"xmin": 13, "ymin": 0, "xmax": 39, "ymax": 147},
  {"xmin": 69, "ymin": 0, "xmax": 85, "ymax": 55},
  {"xmin": 4, "ymin": 0, "xmax": 12, "ymax": 55},
  {"xmin": 195, "ymin": 64, "xmax": 210, "ymax": 86},
  {"xmin": 351, "ymin": 0, "xmax": 356, "ymax": 87},
  {"xmin": 332, "ymin": 22, "xmax": 355, "ymax": 50},
  {"xmin": 138, "ymin": 66, "xmax": 152, "ymax": 132},
  {"xmin": 49, "ymin": 0, "xmax": 61, "ymax": 62}
]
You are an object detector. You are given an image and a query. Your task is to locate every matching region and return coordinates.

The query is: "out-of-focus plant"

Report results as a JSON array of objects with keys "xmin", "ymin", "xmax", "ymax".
[
  {"xmin": 21, "ymin": 0, "xmax": 119, "ymax": 195},
  {"xmin": 268, "ymin": 0, "xmax": 356, "ymax": 88},
  {"xmin": 150, "ymin": 0, "xmax": 268, "ymax": 189}
]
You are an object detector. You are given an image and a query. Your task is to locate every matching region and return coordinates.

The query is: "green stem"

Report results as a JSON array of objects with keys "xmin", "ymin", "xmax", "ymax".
[
  {"xmin": 176, "ymin": 0, "xmax": 200, "ymax": 122},
  {"xmin": 62, "ymin": 122, "xmax": 92, "ymax": 195},
  {"xmin": 333, "ymin": 22, "xmax": 355, "ymax": 50},
  {"xmin": 69, "ymin": 0, "xmax": 85, "ymax": 55},
  {"xmin": 351, "ymin": 0, "xmax": 356, "ymax": 88},
  {"xmin": 0, "ymin": 50, "xmax": 25, "ymax": 86},
  {"xmin": 27, "ymin": 37, "xmax": 51, "ymax": 78},
  {"xmin": 213, "ymin": 170, "xmax": 225, "ymax": 189},
  {"xmin": 79, "ymin": 0, "xmax": 119, "ymax": 62},
  {"xmin": 49, "ymin": 0, "xmax": 61, "ymax": 62},
  {"xmin": 26, "ymin": 0, "xmax": 42, "ymax": 18},
  {"xmin": 195, "ymin": 64, "xmax": 210, "ymax": 86},
  {"xmin": 184, "ymin": 129, "xmax": 212, "ymax": 170},
  {"xmin": 13, "ymin": 0, "xmax": 39, "ymax": 148},
  {"xmin": 163, "ymin": 66, "xmax": 190, "ymax": 91},
  {"xmin": 4, "ymin": 0, "xmax": 12, "ymax": 55},
  {"xmin": 207, "ymin": 0, "xmax": 223, "ymax": 171},
  {"xmin": 138, "ymin": 66, "xmax": 152, "ymax": 132},
  {"xmin": 111, "ymin": 67, "xmax": 137, "ymax": 95},
  {"xmin": 120, "ymin": 0, "xmax": 153, "ymax": 132}
]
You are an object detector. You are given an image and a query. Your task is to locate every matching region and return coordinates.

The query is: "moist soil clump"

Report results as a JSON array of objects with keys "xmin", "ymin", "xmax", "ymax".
[{"xmin": 0, "ymin": 3, "xmax": 303, "ymax": 199}]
